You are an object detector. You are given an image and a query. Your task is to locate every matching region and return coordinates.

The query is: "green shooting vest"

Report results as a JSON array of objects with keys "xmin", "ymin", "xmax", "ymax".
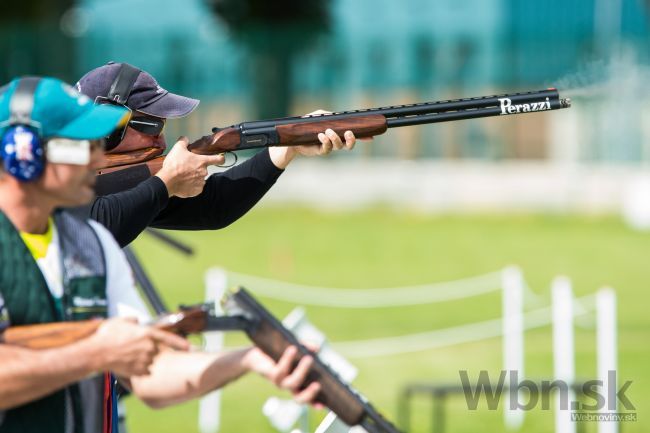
[{"xmin": 0, "ymin": 210, "xmax": 109, "ymax": 433}]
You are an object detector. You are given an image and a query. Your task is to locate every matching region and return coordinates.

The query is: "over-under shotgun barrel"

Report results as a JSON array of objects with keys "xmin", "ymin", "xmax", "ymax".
[{"xmin": 238, "ymin": 88, "xmax": 566, "ymax": 128}]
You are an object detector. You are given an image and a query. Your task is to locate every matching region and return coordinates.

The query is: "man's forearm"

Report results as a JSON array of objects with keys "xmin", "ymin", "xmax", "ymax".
[
  {"xmin": 129, "ymin": 348, "xmax": 251, "ymax": 408},
  {"xmin": 268, "ymin": 146, "xmax": 298, "ymax": 169},
  {"xmin": 0, "ymin": 343, "xmax": 100, "ymax": 409},
  {"xmin": 151, "ymin": 149, "xmax": 283, "ymax": 230}
]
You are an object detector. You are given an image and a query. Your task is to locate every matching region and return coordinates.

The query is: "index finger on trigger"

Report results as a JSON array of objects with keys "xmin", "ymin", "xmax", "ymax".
[{"xmin": 201, "ymin": 153, "xmax": 226, "ymax": 167}]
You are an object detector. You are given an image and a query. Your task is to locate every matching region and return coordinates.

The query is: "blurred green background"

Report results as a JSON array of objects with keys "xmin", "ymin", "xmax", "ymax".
[{"xmin": 2, "ymin": 1, "xmax": 650, "ymax": 433}]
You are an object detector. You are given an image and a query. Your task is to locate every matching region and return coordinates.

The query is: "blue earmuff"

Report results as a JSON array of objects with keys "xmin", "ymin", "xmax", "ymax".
[{"xmin": 0, "ymin": 77, "xmax": 45, "ymax": 182}]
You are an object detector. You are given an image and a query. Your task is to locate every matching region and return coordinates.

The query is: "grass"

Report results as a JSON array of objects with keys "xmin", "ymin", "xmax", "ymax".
[{"xmin": 126, "ymin": 208, "xmax": 649, "ymax": 433}]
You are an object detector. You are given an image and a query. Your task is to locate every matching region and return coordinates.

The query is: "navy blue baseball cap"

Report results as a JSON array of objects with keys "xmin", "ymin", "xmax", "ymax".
[{"xmin": 76, "ymin": 62, "xmax": 200, "ymax": 118}]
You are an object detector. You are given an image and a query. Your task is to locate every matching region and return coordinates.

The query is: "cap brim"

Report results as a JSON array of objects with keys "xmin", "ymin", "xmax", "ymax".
[
  {"xmin": 136, "ymin": 92, "xmax": 199, "ymax": 118},
  {"xmin": 55, "ymin": 104, "xmax": 129, "ymax": 140}
]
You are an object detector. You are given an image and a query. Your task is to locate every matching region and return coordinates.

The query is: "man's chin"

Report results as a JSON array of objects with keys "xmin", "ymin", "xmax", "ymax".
[
  {"xmin": 81, "ymin": 185, "xmax": 96, "ymax": 203},
  {"xmin": 63, "ymin": 186, "xmax": 95, "ymax": 208}
]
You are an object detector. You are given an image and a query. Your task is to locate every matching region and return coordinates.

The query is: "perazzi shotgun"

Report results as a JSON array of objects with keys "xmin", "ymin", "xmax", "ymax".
[
  {"xmin": 0, "ymin": 287, "xmax": 402, "ymax": 433},
  {"xmin": 95, "ymin": 88, "xmax": 571, "ymax": 195}
]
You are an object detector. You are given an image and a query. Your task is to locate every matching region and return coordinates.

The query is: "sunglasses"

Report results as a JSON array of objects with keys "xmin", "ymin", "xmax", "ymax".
[
  {"xmin": 95, "ymin": 96, "xmax": 165, "ymax": 150},
  {"xmin": 128, "ymin": 116, "xmax": 165, "ymax": 136}
]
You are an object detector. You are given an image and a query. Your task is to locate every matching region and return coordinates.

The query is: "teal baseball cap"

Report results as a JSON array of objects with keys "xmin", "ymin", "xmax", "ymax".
[{"xmin": 0, "ymin": 76, "xmax": 128, "ymax": 140}]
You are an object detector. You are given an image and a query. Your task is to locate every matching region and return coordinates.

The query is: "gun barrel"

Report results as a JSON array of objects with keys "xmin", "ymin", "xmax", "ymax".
[
  {"xmin": 360, "ymin": 88, "xmax": 562, "ymax": 119},
  {"xmin": 386, "ymin": 91, "xmax": 568, "ymax": 128},
  {"xmin": 236, "ymin": 88, "xmax": 565, "ymax": 134}
]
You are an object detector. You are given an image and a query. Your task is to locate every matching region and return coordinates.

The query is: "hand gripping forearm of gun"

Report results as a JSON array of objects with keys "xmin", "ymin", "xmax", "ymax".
[
  {"xmin": 96, "ymin": 88, "xmax": 570, "ymax": 195},
  {"xmin": 1, "ymin": 288, "xmax": 404, "ymax": 433}
]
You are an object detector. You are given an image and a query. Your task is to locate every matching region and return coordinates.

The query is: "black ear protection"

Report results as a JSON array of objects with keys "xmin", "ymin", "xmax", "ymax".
[
  {"xmin": 98, "ymin": 63, "xmax": 141, "ymax": 151},
  {"xmin": 0, "ymin": 77, "xmax": 45, "ymax": 182}
]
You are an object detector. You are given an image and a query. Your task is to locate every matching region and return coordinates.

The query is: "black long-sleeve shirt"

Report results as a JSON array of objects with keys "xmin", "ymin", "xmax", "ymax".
[{"xmin": 79, "ymin": 149, "xmax": 283, "ymax": 247}]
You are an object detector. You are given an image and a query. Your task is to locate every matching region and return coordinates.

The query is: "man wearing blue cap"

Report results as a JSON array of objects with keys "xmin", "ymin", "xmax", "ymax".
[
  {"xmin": 0, "ymin": 77, "xmax": 321, "ymax": 433},
  {"xmin": 76, "ymin": 62, "xmax": 359, "ymax": 246}
]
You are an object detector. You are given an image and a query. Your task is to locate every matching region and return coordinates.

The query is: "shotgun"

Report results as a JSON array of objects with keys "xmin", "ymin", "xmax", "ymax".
[
  {"xmin": 0, "ymin": 304, "xmax": 246, "ymax": 350},
  {"xmin": 0, "ymin": 287, "xmax": 402, "ymax": 433},
  {"xmin": 95, "ymin": 88, "xmax": 571, "ymax": 195},
  {"xmin": 224, "ymin": 287, "xmax": 402, "ymax": 433}
]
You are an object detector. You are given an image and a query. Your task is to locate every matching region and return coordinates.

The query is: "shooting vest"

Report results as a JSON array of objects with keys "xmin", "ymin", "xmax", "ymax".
[{"xmin": 0, "ymin": 210, "xmax": 110, "ymax": 433}]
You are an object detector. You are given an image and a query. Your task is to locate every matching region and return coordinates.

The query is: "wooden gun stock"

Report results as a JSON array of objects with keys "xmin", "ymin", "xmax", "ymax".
[
  {"xmin": 0, "ymin": 308, "xmax": 210, "ymax": 350},
  {"xmin": 0, "ymin": 320, "xmax": 103, "ymax": 350},
  {"xmin": 184, "ymin": 115, "xmax": 387, "ymax": 154},
  {"xmin": 275, "ymin": 114, "xmax": 387, "ymax": 146},
  {"xmin": 101, "ymin": 147, "xmax": 165, "ymax": 169},
  {"xmin": 96, "ymin": 156, "xmax": 164, "ymax": 177}
]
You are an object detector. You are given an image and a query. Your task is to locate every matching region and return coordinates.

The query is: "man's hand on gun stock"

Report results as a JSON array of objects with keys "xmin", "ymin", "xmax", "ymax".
[
  {"xmin": 86, "ymin": 317, "xmax": 190, "ymax": 377},
  {"xmin": 155, "ymin": 110, "xmax": 360, "ymax": 198},
  {"xmin": 155, "ymin": 136, "xmax": 226, "ymax": 198}
]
